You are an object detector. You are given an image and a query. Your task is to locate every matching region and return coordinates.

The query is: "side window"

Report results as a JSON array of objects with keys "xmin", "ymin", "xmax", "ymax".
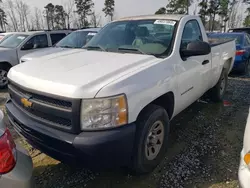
[
  {"xmin": 50, "ymin": 33, "xmax": 66, "ymax": 45},
  {"xmin": 22, "ymin": 34, "xmax": 48, "ymax": 50},
  {"xmin": 181, "ymin": 20, "xmax": 203, "ymax": 50}
]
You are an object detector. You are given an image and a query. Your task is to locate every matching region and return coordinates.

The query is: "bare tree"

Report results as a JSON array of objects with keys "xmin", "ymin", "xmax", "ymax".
[
  {"xmin": 15, "ymin": 0, "xmax": 30, "ymax": 31},
  {"xmin": 90, "ymin": 11, "xmax": 101, "ymax": 27},
  {"xmin": 63, "ymin": 0, "xmax": 75, "ymax": 29},
  {"xmin": 34, "ymin": 7, "xmax": 42, "ymax": 30},
  {"xmin": 5, "ymin": 0, "xmax": 18, "ymax": 31}
]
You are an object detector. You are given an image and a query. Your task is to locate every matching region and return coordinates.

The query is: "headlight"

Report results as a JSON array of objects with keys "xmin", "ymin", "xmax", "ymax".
[{"xmin": 80, "ymin": 94, "xmax": 128, "ymax": 130}]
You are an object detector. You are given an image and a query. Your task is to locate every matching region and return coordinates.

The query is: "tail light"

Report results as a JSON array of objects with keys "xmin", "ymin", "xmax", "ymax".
[
  {"xmin": 0, "ymin": 129, "xmax": 16, "ymax": 174},
  {"xmin": 236, "ymin": 50, "xmax": 246, "ymax": 55}
]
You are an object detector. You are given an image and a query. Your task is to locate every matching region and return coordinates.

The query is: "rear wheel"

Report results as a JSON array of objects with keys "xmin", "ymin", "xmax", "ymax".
[
  {"xmin": 132, "ymin": 104, "xmax": 170, "ymax": 174},
  {"xmin": 208, "ymin": 69, "xmax": 228, "ymax": 102}
]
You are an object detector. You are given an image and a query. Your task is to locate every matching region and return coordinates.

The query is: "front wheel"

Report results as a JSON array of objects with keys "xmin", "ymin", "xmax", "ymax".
[
  {"xmin": 208, "ymin": 69, "xmax": 228, "ymax": 102},
  {"xmin": 0, "ymin": 65, "xmax": 9, "ymax": 89},
  {"xmin": 132, "ymin": 104, "xmax": 170, "ymax": 174}
]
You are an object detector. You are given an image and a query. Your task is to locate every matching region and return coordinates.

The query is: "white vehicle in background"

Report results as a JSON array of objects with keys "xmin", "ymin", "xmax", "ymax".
[
  {"xmin": 6, "ymin": 14, "xmax": 235, "ymax": 174},
  {"xmin": 20, "ymin": 28, "xmax": 101, "ymax": 63},
  {"xmin": 239, "ymin": 108, "xmax": 250, "ymax": 188},
  {"xmin": 0, "ymin": 30, "xmax": 72, "ymax": 88}
]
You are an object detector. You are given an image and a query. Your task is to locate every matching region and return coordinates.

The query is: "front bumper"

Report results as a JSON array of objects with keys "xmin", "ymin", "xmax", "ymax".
[
  {"xmin": 6, "ymin": 100, "xmax": 136, "ymax": 168},
  {"xmin": 0, "ymin": 144, "xmax": 34, "ymax": 188},
  {"xmin": 238, "ymin": 150, "xmax": 250, "ymax": 188}
]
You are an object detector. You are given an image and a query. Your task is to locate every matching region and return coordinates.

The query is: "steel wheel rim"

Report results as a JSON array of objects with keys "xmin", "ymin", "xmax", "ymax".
[
  {"xmin": 220, "ymin": 75, "xmax": 226, "ymax": 96},
  {"xmin": 145, "ymin": 120, "xmax": 164, "ymax": 161},
  {"xmin": 0, "ymin": 69, "xmax": 7, "ymax": 87}
]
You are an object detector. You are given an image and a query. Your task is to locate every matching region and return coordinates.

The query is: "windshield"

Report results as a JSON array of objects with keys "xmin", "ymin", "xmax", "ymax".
[
  {"xmin": 56, "ymin": 31, "xmax": 98, "ymax": 48},
  {"xmin": 85, "ymin": 19, "xmax": 177, "ymax": 57},
  {"xmin": 0, "ymin": 34, "xmax": 28, "ymax": 48},
  {"xmin": 208, "ymin": 34, "xmax": 243, "ymax": 44}
]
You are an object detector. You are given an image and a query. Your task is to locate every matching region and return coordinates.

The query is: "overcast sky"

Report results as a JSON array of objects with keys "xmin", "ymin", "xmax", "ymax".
[
  {"xmin": 20, "ymin": 0, "xmax": 246, "ymax": 27},
  {"xmin": 23, "ymin": 0, "xmax": 169, "ymax": 17},
  {"xmin": 21, "ymin": 0, "xmax": 180, "ymax": 25}
]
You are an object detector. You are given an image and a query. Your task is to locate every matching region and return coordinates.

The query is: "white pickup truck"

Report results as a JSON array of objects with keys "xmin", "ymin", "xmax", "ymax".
[{"xmin": 6, "ymin": 15, "xmax": 235, "ymax": 173}]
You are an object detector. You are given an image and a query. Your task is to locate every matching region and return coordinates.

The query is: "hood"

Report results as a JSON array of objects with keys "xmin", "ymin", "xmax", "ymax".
[
  {"xmin": 8, "ymin": 50, "xmax": 158, "ymax": 98},
  {"xmin": 20, "ymin": 47, "xmax": 76, "ymax": 62}
]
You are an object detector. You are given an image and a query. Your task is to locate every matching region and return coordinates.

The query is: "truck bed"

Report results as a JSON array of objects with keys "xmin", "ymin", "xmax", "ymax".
[{"xmin": 208, "ymin": 37, "xmax": 235, "ymax": 47}]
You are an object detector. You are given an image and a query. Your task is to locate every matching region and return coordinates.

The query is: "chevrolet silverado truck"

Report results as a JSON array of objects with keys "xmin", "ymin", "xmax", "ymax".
[{"xmin": 6, "ymin": 15, "xmax": 236, "ymax": 174}]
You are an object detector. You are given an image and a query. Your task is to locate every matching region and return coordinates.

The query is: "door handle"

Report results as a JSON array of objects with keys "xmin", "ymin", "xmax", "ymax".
[{"xmin": 202, "ymin": 60, "xmax": 210, "ymax": 65}]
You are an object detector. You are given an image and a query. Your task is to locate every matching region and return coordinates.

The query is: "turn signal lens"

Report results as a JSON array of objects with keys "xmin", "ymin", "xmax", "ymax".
[{"xmin": 244, "ymin": 153, "xmax": 250, "ymax": 165}]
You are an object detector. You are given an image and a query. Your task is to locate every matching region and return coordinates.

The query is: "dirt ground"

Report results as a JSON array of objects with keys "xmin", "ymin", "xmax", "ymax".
[{"xmin": 1, "ymin": 70, "xmax": 250, "ymax": 188}]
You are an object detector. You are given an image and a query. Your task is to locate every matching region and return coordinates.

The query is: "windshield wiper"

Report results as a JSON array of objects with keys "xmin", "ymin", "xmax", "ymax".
[
  {"xmin": 117, "ymin": 47, "xmax": 146, "ymax": 55},
  {"xmin": 84, "ymin": 45, "xmax": 106, "ymax": 52},
  {"xmin": 58, "ymin": 45, "xmax": 75, "ymax": 49}
]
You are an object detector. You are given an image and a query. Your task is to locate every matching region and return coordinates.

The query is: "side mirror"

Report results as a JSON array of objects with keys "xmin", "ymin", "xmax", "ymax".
[
  {"xmin": 181, "ymin": 41, "xmax": 211, "ymax": 57},
  {"xmin": 21, "ymin": 43, "xmax": 34, "ymax": 50}
]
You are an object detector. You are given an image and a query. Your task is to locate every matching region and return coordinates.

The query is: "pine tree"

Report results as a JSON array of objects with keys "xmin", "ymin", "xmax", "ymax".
[
  {"xmin": 218, "ymin": 0, "xmax": 230, "ymax": 32},
  {"xmin": 166, "ymin": 0, "xmax": 193, "ymax": 14},
  {"xmin": 155, "ymin": 7, "xmax": 166, "ymax": 14},
  {"xmin": 198, "ymin": 0, "xmax": 208, "ymax": 24},
  {"xmin": 44, "ymin": 3, "xmax": 55, "ymax": 30},
  {"xmin": 102, "ymin": 0, "xmax": 115, "ymax": 21},
  {"xmin": 75, "ymin": 0, "xmax": 94, "ymax": 27}
]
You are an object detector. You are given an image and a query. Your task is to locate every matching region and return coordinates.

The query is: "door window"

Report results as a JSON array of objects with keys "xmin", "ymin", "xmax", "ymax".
[
  {"xmin": 22, "ymin": 34, "xmax": 48, "ymax": 50},
  {"xmin": 181, "ymin": 20, "xmax": 203, "ymax": 50},
  {"xmin": 50, "ymin": 33, "xmax": 66, "ymax": 45}
]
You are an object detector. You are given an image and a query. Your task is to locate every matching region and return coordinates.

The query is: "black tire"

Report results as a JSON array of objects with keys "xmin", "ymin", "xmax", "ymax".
[
  {"xmin": 0, "ymin": 64, "xmax": 10, "ymax": 89},
  {"xmin": 208, "ymin": 69, "xmax": 228, "ymax": 102},
  {"xmin": 243, "ymin": 59, "xmax": 249, "ymax": 75},
  {"xmin": 132, "ymin": 104, "xmax": 170, "ymax": 174}
]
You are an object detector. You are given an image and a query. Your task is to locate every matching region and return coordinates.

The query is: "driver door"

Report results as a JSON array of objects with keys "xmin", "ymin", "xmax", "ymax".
[
  {"xmin": 178, "ymin": 20, "xmax": 211, "ymax": 108},
  {"xmin": 18, "ymin": 34, "xmax": 49, "ymax": 60}
]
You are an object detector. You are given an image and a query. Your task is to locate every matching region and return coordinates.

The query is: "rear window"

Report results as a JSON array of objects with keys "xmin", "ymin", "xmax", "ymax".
[{"xmin": 50, "ymin": 33, "xmax": 67, "ymax": 45}]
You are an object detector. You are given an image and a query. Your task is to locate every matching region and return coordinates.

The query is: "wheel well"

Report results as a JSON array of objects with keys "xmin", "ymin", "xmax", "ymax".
[
  {"xmin": 137, "ymin": 92, "xmax": 175, "ymax": 120},
  {"xmin": 223, "ymin": 58, "xmax": 233, "ymax": 73},
  {"xmin": 0, "ymin": 62, "xmax": 12, "ymax": 71}
]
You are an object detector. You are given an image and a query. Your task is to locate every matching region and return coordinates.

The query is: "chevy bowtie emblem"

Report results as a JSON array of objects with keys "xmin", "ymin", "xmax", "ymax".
[{"xmin": 21, "ymin": 98, "xmax": 32, "ymax": 108}]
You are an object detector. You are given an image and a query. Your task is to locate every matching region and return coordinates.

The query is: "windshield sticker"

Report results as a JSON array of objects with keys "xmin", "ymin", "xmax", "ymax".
[
  {"xmin": 154, "ymin": 20, "xmax": 176, "ymax": 26},
  {"xmin": 87, "ymin": 32, "xmax": 97, "ymax": 36},
  {"xmin": 17, "ymin": 36, "xmax": 25, "ymax": 40}
]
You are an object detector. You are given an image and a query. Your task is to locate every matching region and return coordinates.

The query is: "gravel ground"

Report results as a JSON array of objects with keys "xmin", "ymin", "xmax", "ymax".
[{"xmin": 1, "ymin": 70, "xmax": 250, "ymax": 188}]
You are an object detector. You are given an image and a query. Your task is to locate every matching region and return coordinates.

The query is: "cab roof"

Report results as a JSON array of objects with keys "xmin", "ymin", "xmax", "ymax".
[{"xmin": 117, "ymin": 14, "xmax": 186, "ymax": 21}]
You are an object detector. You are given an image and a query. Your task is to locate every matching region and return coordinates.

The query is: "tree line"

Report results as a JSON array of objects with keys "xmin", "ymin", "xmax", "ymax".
[
  {"xmin": 155, "ymin": 0, "xmax": 248, "ymax": 31},
  {"xmin": 1, "ymin": 0, "xmax": 250, "ymax": 32},
  {"xmin": 0, "ymin": 0, "xmax": 115, "ymax": 31}
]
